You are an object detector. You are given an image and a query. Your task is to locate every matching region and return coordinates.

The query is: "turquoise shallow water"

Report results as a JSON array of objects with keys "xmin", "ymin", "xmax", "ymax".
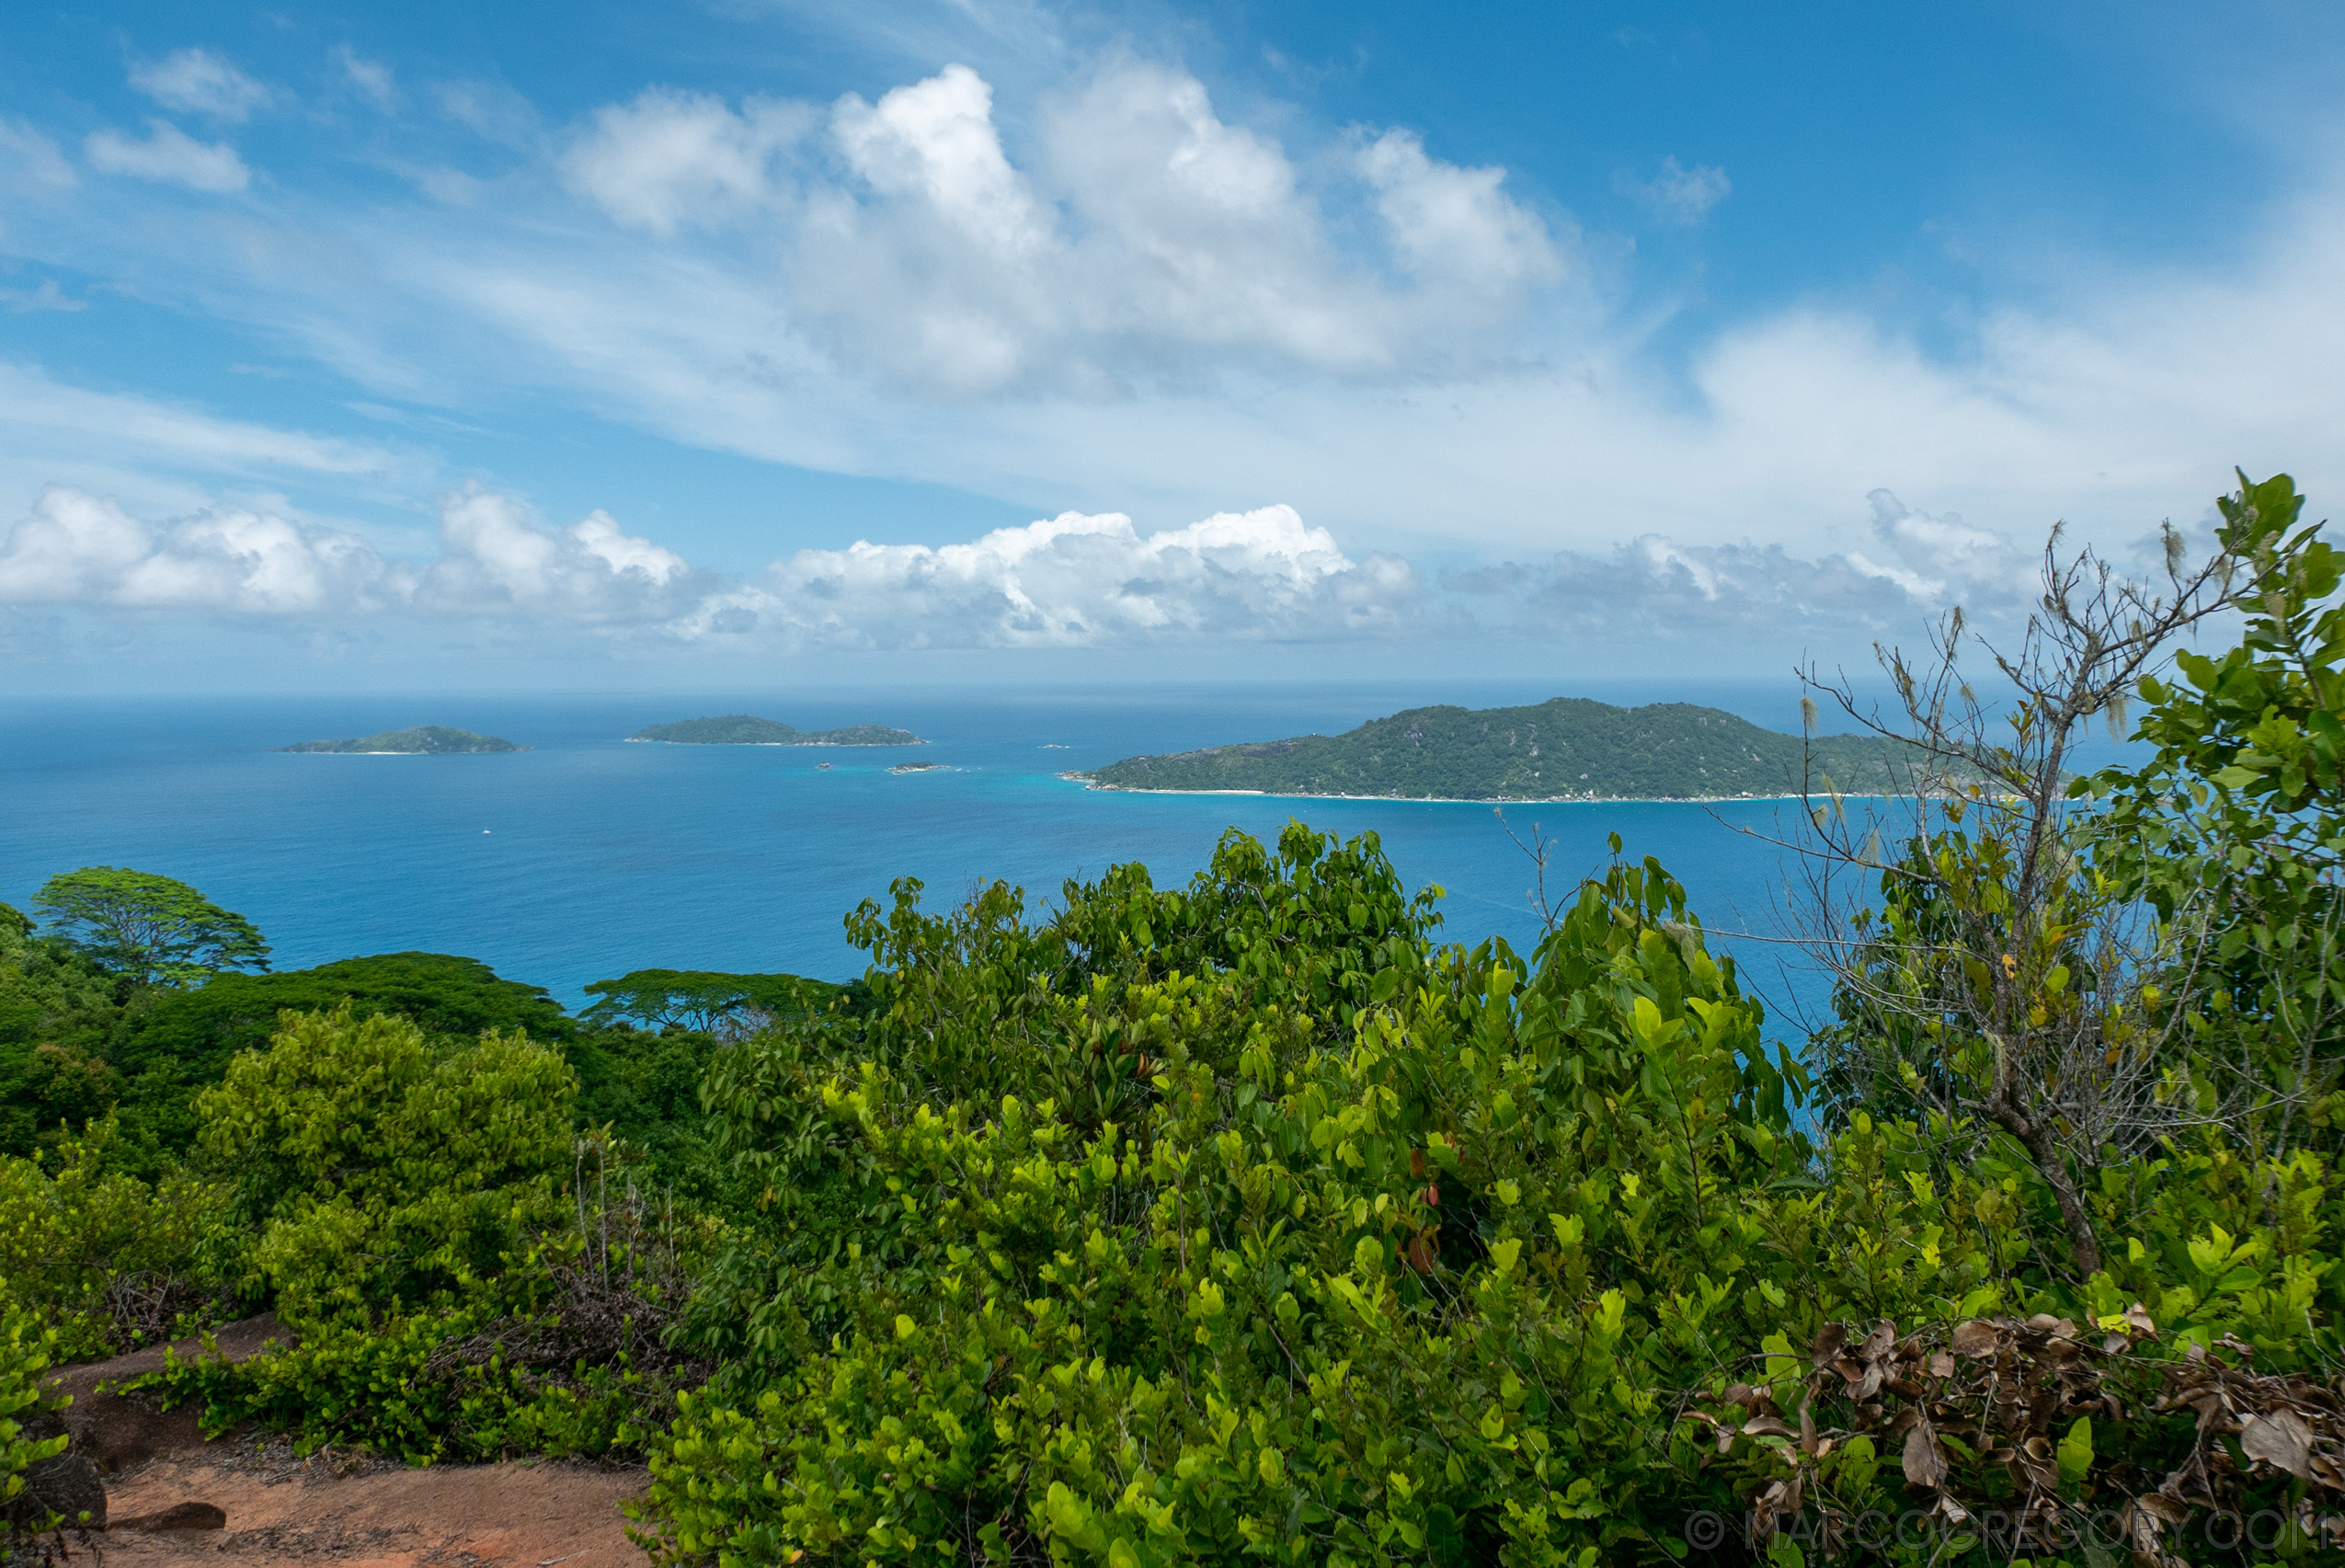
[{"xmin": 0, "ymin": 682, "xmax": 1836, "ymax": 1033}]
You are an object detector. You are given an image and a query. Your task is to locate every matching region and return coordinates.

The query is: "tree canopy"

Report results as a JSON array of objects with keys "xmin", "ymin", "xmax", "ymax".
[
  {"xmin": 31, "ymin": 866, "xmax": 269, "ymax": 986},
  {"xmin": 578, "ymin": 968, "xmax": 852, "ymax": 1036}
]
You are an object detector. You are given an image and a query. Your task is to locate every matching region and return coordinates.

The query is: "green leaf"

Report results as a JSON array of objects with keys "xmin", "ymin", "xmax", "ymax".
[{"xmin": 2057, "ymin": 1416, "xmax": 2093, "ymax": 1484}]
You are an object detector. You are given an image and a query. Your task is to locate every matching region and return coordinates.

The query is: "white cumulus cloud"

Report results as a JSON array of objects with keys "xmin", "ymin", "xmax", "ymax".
[
  {"xmin": 561, "ymin": 89, "xmax": 810, "ymax": 236},
  {"xmin": 0, "ymin": 486, "xmax": 394, "ymax": 612},
  {"xmin": 415, "ymin": 484, "xmax": 704, "ymax": 622},
  {"xmin": 763, "ymin": 504, "xmax": 1417, "ymax": 647},
  {"xmin": 1358, "ymin": 128, "xmax": 1562, "ymax": 300},
  {"xmin": 85, "ymin": 120, "xmax": 250, "ymax": 193},
  {"xmin": 563, "ymin": 62, "xmax": 1565, "ymax": 398}
]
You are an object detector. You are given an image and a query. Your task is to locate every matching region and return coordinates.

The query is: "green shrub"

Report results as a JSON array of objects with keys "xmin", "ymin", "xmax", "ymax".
[
  {"xmin": 137, "ymin": 1279, "xmax": 653, "ymax": 1464},
  {"xmin": 0, "ymin": 1117, "xmax": 231, "ymax": 1360},
  {"xmin": 645, "ymin": 837, "xmax": 1819, "ymax": 1565},
  {"xmin": 196, "ymin": 1003, "xmax": 577, "ymax": 1320},
  {"xmin": 0, "ymin": 1299, "xmax": 71, "ymax": 1536}
]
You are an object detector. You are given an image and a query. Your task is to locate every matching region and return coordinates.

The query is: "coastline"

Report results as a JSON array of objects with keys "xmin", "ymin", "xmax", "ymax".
[{"xmin": 1058, "ymin": 773, "xmax": 1879, "ymax": 807}]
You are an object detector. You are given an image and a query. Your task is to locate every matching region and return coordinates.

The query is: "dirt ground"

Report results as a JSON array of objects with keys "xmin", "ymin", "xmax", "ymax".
[
  {"xmin": 96, "ymin": 1452, "xmax": 652, "ymax": 1567},
  {"xmin": 36, "ymin": 1319, "xmax": 658, "ymax": 1568}
]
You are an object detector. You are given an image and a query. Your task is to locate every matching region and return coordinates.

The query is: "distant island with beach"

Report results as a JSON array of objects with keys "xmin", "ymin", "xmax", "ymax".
[
  {"xmin": 1078, "ymin": 697, "xmax": 1913, "ymax": 801},
  {"xmin": 278, "ymin": 726, "xmax": 526, "ymax": 754},
  {"xmin": 626, "ymin": 715, "xmax": 924, "ymax": 746}
]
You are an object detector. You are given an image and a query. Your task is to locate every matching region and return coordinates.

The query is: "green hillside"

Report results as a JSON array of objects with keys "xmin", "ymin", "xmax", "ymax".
[
  {"xmin": 1082, "ymin": 697, "xmax": 1910, "ymax": 800},
  {"xmin": 279, "ymin": 726, "xmax": 525, "ymax": 754},
  {"xmin": 627, "ymin": 714, "xmax": 923, "ymax": 745}
]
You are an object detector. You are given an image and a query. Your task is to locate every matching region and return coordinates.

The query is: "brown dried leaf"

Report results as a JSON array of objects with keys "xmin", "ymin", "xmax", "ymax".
[
  {"xmin": 1742, "ymin": 1415, "xmax": 1794, "ymax": 1438},
  {"xmin": 2125, "ymin": 1301, "xmax": 2157, "ymax": 1336},
  {"xmin": 1857, "ymin": 1320, "xmax": 1898, "ymax": 1362},
  {"xmin": 2241, "ymin": 1409, "xmax": 2316, "ymax": 1480},
  {"xmin": 1950, "ymin": 1320, "xmax": 1999, "ymax": 1358},
  {"xmin": 1811, "ymin": 1322, "xmax": 1850, "ymax": 1368},
  {"xmin": 1927, "ymin": 1350, "xmax": 1954, "ymax": 1379},
  {"xmin": 1901, "ymin": 1422, "xmax": 1948, "ymax": 1491}
]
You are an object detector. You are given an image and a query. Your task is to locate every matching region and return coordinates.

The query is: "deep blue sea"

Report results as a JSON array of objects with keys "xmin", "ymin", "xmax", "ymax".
[{"xmin": 0, "ymin": 681, "xmax": 1847, "ymax": 1037}]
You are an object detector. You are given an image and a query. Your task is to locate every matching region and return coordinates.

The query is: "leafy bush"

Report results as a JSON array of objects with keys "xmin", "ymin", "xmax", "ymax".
[
  {"xmin": 0, "ymin": 1118, "xmax": 231, "ymax": 1360},
  {"xmin": 645, "ymin": 836, "xmax": 1823, "ymax": 1564},
  {"xmin": 0, "ymin": 1299, "xmax": 71, "ymax": 1538},
  {"xmin": 196, "ymin": 1003, "xmax": 577, "ymax": 1319},
  {"xmin": 140, "ymin": 1269, "xmax": 658, "ymax": 1463},
  {"xmin": 686, "ymin": 824, "xmax": 1446, "ymax": 1375},
  {"xmin": 133, "ymin": 1159, "xmax": 707, "ymax": 1464}
]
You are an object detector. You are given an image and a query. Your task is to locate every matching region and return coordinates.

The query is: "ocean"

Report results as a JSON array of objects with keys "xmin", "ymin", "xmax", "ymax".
[{"xmin": 0, "ymin": 681, "xmax": 1844, "ymax": 1036}]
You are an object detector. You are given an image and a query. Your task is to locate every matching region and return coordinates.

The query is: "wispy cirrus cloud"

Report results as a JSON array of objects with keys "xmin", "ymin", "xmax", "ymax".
[
  {"xmin": 1618, "ymin": 155, "xmax": 1730, "ymax": 225},
  {"xmin": 128, "ymin": 48, "xmax": 273, "ymax": 121},
  {"xmin": 331, "ymin": 45, "xmax": 398, "ymax": 111},
  {"xmin": 0, "ymin": 363, "xmax": 395, "ymax": 481},
  {"xmin": 85, "ymin": 120, "xmax": 250, "ymax": 192}
]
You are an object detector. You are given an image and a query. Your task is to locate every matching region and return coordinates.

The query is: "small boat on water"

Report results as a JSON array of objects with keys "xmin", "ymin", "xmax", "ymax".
[{"xmin": 817, "ymin": 762, "xmax": 831, "ymax": 770}]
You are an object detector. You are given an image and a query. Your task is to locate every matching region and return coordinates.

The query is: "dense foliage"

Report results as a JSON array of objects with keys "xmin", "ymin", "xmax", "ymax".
[
  {"xmin": 5, "ymin": 471, "xmax": 2343, "ymax": 1566},
  {"xmin": 1086, "ymin": 699, "xmax": 1912, "ymax": 801}
]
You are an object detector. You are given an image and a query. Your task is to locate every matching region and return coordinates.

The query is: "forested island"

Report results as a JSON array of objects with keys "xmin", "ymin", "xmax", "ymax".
[
  {"xmin": 1081, "ymin": 696, "xmax": 1910, "ymax": 800},
  {"xmin": 277, "ymin": 725, "xmax": 525, "ymax": 754},
  {"xmin": 626, "ymin": 714, "xmax": 923, "ymax": 746}
]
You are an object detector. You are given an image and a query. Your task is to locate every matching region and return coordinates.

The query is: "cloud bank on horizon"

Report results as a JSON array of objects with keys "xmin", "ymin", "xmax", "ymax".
[
  {"xmin": 0, "ymin": 2, "xmax": 2338, "ymax": 680},
  {"xmin": 0, "ymin": 479, "xmax": 2065, "ymax": 659}
]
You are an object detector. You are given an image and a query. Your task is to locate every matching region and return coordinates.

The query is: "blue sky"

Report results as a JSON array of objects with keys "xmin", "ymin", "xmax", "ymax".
[{"xmin": 2, "ymin": 0, "xmax": 2340, "ymax": 689}]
